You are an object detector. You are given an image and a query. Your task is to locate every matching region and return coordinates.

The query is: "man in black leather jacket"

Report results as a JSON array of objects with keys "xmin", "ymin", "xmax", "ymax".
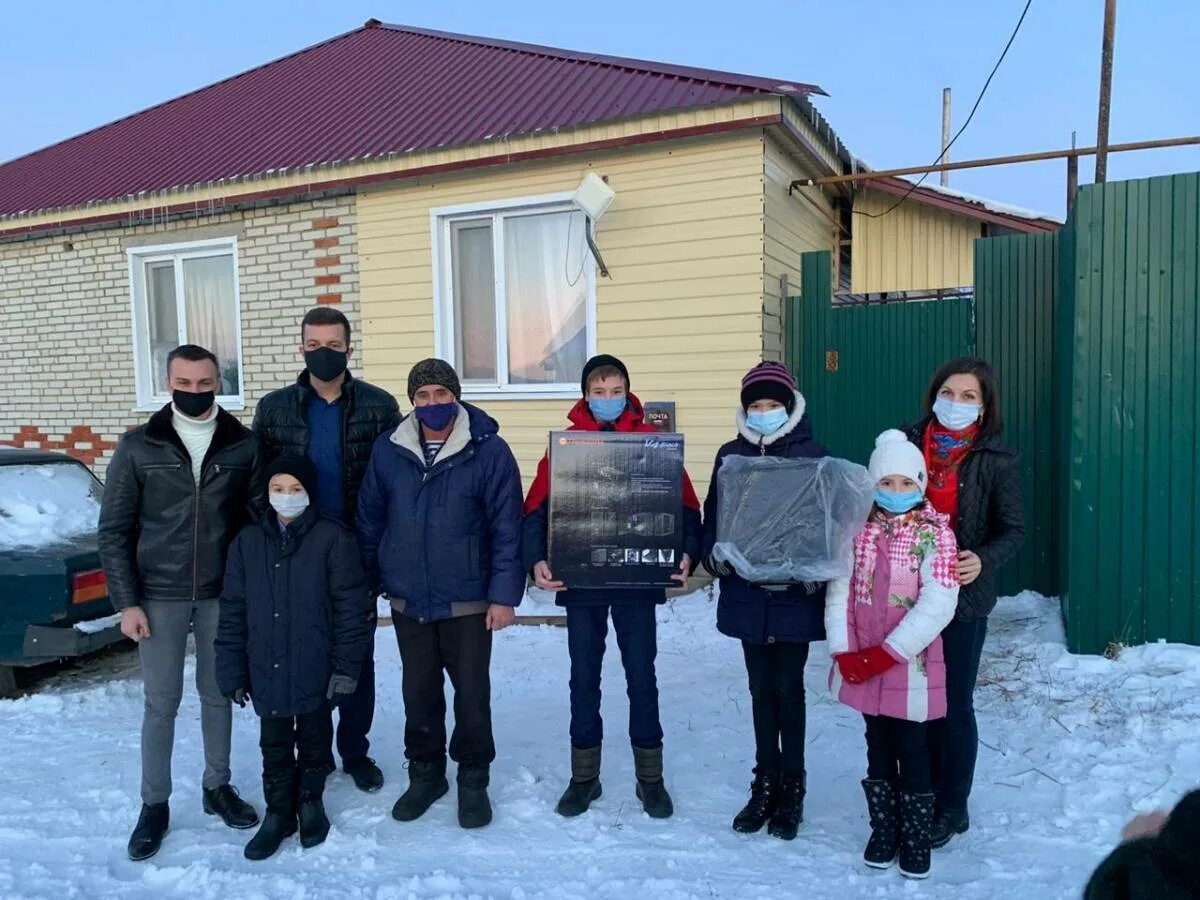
[
  {"xmin": 252, "ymin": 307, "xmax": 400, "ymax": 793},
  {"xmin": 98, "ymin": 345, "xmax": 264, "ymax": 861}
]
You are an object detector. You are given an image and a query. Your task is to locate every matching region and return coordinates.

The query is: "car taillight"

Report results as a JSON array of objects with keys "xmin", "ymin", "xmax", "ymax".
[{"xmin": 72, "ymin": 569, "xmax": 107, "ymax": 604}]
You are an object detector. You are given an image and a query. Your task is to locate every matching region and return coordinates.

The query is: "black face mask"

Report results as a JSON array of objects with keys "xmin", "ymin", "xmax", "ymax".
[
  {"xmin": 173, "ymin": 389, "xmax": 215, "ymax": 419},
  {"xmin": 305, "ymin": 347, "xmax": 349, "ymax": 383}
]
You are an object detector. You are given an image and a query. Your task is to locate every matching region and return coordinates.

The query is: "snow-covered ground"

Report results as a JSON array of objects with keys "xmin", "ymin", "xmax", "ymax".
[{"xmin": 2, "ymin": 590, "xmax": 1197, "ymax": 899}]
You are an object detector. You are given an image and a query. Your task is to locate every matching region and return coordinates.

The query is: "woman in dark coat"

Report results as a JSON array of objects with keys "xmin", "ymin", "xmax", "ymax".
[
  {"xmin": 904, "ymin": 357, "xmax": 1025, "ymax": 848},
  {"xmin": 700, "ymin": 361, "xmax": 828, "ymax": 842}
]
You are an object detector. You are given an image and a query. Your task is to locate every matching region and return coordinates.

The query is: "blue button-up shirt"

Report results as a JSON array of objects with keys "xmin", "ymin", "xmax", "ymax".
[{"xmin": 305, "ymin": 391, "xmax": 345, "ymax": 522}]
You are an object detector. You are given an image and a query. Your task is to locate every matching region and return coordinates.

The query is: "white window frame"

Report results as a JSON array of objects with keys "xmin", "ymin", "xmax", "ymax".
[
  {"xmin": 431, "ymin": 192, "xmax": 597, "ymax": 400},
  {"xmin": 127, "ymin": 237, "xmax": 244, "ymax": 412}
]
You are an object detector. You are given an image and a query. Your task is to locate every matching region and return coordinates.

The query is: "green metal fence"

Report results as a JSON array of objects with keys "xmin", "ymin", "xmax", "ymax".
[
  {"xmin": 974, "ymin": 231, "xmax": 1060, "ymax": 598},
  {"xmin": 786, "ymin": 253, "xmax": 974, "ymax": 464},
  {"xmin": 1060, "ymin": 173, "xmax": 1200, "ymax": 654}
]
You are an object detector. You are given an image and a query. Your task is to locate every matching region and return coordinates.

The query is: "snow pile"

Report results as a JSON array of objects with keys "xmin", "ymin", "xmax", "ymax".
[
  {"xmin": 0, "ymin": 590, "xmax": 1196, "ymax": 898},
  {"xmin": 902, "ymin": 180, "xmax": 1064, "ymax": 224},
  {"xmin": 0, "ymin": 464, "xmax": 101, "ymax": 550}
]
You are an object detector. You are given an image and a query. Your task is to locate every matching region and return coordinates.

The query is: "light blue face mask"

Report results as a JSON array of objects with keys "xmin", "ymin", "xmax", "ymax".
[
  {"xmin": 588, "ymin": 396, "xmax": 627, "ymax": 423},
  {"xmin": 933, "ymin": 396, "xmax": 982, "ymax": 432},
  {"xmin": 746, "ymin": 407, "xmax": 790, "ymax": 436},
  {"xmin": 875, "ymin": 489, "xmax": 924, "ymax": 514}
]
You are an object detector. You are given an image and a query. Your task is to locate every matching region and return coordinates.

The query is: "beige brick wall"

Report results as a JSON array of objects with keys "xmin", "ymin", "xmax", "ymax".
[{"xmin": 0, "ymin": 197, "xmax": 361, "ymax": 478}]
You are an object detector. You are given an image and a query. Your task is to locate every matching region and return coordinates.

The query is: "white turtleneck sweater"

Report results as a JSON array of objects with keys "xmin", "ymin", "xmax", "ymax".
[{"xmin": 171, "ymin": 404, "xmax": 219, "ymax": 484}]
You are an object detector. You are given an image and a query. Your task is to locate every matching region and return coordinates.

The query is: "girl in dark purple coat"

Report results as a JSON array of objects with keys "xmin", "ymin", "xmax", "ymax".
[{"xmin": 700, "ymin": 361, "xmax": 827, "ymax": 841}]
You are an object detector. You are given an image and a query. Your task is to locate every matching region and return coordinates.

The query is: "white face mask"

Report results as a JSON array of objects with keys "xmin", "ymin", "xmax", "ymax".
[
  {"xmin": 933, "ymin": 396, "xmax": 982, "ymax": 432},
  {"xmin": 269, "ymin": 492, "xmax": 310, "ymax": 519}
]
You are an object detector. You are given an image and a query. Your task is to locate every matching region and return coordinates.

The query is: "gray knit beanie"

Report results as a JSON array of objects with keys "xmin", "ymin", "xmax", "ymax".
[{"xmin": 407, "ymin": 358, "xmax": 462, "ymax": 401}]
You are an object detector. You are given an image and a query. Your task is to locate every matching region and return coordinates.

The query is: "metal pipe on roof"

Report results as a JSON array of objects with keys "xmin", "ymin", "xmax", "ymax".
[{"xmin": 794, "ymin": 135, "xmax": 1200, "ymax": 188}]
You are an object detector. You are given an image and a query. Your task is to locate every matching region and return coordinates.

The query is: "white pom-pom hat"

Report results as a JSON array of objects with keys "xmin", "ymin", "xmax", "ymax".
[{"xmin": 868, "ymin": 429, "xmax": 928, "ymax": 493}]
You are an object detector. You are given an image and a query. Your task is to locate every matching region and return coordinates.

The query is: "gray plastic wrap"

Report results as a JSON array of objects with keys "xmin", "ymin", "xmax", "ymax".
[{"xmin": 712, "ymin": 455, "xmax": 876, "ymax": 584}]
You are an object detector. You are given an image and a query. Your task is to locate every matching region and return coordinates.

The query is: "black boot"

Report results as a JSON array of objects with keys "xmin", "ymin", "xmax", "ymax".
[
  {"xmin": 203, "ymin": 785, "xmax": 260, "ymax": 830},
  {"xmin": 457, "ymin": 766, "xmax": 493, "ymax": 829},
  {"xmin": 732, "ymin": 770, "xmax": 779, "ymax": 834},
  {"xmin": 556, "ymin": 745, "xmax": 603, "ymax": 818},
  {"xmin": 861, "ymin": 779, "xmax": 900, "ymax": 869},
  {"xmin": 127, "ymin": 803, "xmax": 169, "ymax": 861},
  {"xmin": 931, "ymin": 807, "xmax": 970, "ymax": 849},
  {"xmin": 298, "ymin": 767, "xmax": 330, "ymax": 848},
  {"xmin": 343, "ymin": 757, "xmax": 385, "ymax": 794},
  {"xmin": 391, "ymin": 759, "xmax": 450, "ymax": 822},
  {"xmin": 633, "ymin": 745, "xmax": 673, "ymax": 819},
  {"xmin": 767, "ymin": 774, "xmax": 805, "ymax": 840},
  {"xmin": 244, "ymin": 765, "xmax": 298, "ymax": 861},
  {"xmin": 899, "ymin": 792, "xmax": 936, "ymax": 879}
]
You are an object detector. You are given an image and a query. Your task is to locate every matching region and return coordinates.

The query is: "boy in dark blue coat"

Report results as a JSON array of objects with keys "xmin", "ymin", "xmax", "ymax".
[
  {"xmin": 356, "ymin": 359, "xmax": 524, "ymax": 831},
  {"xmin": 700, "ymin": 361, "xmax": 828, "ymax": 842},
  {"xmin": 522, "ymin": 354, "xmax": 702, "ymax": 820},
  {"xmin": 216, "ymin": 456, "xmax": 371, "ymax": 861}
]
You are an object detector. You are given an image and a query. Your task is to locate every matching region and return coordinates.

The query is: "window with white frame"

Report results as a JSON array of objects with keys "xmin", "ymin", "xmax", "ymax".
[
  {"xmin": 433, "ymin": 195, "xmax": 595, "ymax": 395},
  {"xmin": 128, "ymin": 238, "xmax": 243, "ymax": 408}
]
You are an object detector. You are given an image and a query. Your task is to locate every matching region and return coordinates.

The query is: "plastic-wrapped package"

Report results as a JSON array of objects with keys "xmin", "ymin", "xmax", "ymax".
[{"xmin": 712, "ymin": 455, "xmax": 876, "ymax": 584}]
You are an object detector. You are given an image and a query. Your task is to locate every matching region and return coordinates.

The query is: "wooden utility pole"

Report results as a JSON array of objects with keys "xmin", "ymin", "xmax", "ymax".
[
  {"xmin": 1067, "ymin": 132, "xmax": 1079, "ymax": 213},
  {"xmin": 1095, "ymin": 0, "xmax": 1118, "ymax": 182},
  {"xmin": 941, "ymin": 88, "xmax": 952, "ymax": 187}
]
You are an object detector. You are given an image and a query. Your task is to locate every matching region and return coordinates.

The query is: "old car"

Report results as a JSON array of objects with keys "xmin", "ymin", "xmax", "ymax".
[{"xmin": 0, "ymin": 448, "xmax": 124, "ymax": 695}]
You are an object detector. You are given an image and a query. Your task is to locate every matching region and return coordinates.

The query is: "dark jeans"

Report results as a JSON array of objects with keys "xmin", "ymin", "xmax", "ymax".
[
  {"xmin": 333, "ymin": 649, "xmax": 375, "ymax": 763},
  {"xmin": 742, "ymin": 641, "xmax": 809, "ymax": 778},
  {"xmin": 394, "ymin": 612, "xmax": 494, "ymax": 767},
  {"xmin": 864, "ymin": 714, "xmax": 932, "ymax": 794},
  {"xmin": 566, "ymin": 603, "xmax": 662, "ymax": 750},
  {"xmin": 929, "ymin": 616, "xmax": 989, "ymax": 812},
  {"xmin": 260, "ymin": 709, "xmax": 333, "ymax": 814}
]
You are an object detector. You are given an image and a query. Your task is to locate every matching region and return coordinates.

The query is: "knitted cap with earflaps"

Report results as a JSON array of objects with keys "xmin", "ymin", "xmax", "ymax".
[{"xmin": 868, "ymin": 429, "xmax": 928, "ymax": 494}]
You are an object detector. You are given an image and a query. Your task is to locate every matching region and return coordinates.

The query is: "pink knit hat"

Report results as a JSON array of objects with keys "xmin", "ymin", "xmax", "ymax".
[{"xmin": 740, "ymin": 361, "xmax": 797, "ymax": 411}]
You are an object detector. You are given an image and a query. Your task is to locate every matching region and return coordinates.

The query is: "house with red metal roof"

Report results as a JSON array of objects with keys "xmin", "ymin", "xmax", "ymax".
[{"xmin": 0, "ymin": 20, "xmax": 1058, "ymax": 482}]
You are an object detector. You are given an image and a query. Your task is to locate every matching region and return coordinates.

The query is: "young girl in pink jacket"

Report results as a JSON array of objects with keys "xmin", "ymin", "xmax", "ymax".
[{"xmin": 825, "ymin": 430, "xmax": 960, "ymax": 880}]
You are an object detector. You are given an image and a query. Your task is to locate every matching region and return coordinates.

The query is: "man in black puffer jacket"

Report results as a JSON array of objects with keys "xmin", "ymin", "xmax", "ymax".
[{"xmin": 252, "ymin": 307, "xmax": 400, "ymax": 793}]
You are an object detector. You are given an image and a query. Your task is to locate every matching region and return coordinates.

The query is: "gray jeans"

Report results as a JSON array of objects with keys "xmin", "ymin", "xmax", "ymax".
[{"xmin": 138, "ymin": 600, "xmax": 231, "ymax": 804}]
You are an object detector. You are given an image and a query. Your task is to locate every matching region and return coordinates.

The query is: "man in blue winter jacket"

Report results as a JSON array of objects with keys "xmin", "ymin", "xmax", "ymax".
[{"xmin": 356, "ymin": 358, "xmax": 524, "ymax": 830}]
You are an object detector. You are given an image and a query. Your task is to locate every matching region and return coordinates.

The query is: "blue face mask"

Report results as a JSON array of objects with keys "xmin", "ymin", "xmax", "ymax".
[
  {"xmin": 746, "ymin": 407, "xmax": 790, "ymax": 436},
  {"xmin": 933, "ymin": 396, "xmax": 982, "ymax": 432},
  {"xmin": 588, "ymin": 396, "xmax": 627, "ymax": 423},
  {"xmin": 875, "ymin": 489, "xmax": 924, "ymax": 514},
  {"xmin": 413, "ymin": 402, "xmax": 458, "ymax": 432}
]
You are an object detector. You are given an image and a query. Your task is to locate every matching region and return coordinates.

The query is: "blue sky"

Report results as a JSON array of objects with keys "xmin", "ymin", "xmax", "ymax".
[{"xmin": 2, "ymin": 0, "xmax": 1196, "ymax": 217}]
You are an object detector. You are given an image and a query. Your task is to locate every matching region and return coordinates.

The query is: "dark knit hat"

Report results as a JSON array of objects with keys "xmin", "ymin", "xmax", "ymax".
[
  {"xmin": 740, "ymin": 361, "xmax": 797, "ymax": 412},
  {"xmin": 407, "ymin": 358, "xmax": 462, "ymax": 401},
  {"xmin": 265, "ymin": 454, "xmax": 319, "ymax": 499},
  {"xmin": 581, "ymin": 354, "xmax": 630, "ymax": 396}
]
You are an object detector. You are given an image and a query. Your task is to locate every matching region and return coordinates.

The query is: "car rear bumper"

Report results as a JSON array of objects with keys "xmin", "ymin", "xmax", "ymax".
[{"xmin": 13, "ymin": 620, "xmax": 126, "ymax": 665}]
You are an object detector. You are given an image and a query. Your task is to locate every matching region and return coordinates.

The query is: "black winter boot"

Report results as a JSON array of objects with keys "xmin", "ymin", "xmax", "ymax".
[
  {"xmin": 203, "ymin": 784, "xmax": 260, "ymax": 830},
  {"xmin": 768, "ymin": 774, "xmax": 805, "ymax": 840},
  {"xmin": 633, "ymin": 745, "xmax": 673, "ymax": 819},
  {"xmin": 899, "ymin": 792, "xmax": 936, "ymax": 879},
  {"xmin": 127, "ymin": 803, "xmax": 170, "ymax": 861},
  {"xmin": 391, "ymin": 759, "xmax": 450, "ymax": 822},
  {"xmin": 457, "ymin": 766, "xmax": 493, "ymax": 829},
  {"xmin": 861, "ymin": 779, "xmax": 900, "ymax": 869},
  {"xmin": 245, "ymin": 768, "xmax": 297, "ymax": 861},
  {"xmin": 556, "ymin": 745, "xmax": 603, "ymax": 818},
  {"xmin": 298, "ymin": 768, "xmax": 330, "ymax": 848},
  {"xmin": 931, "ymin": 807, "xmax": 970, "ymax": 849},
  {"xmin": 732, "ymin": 771, "xmax": 779, "ymax": 834},
  {"xmin": 343, "ymin": 757, "xmax": 385, "ymax": 794}
]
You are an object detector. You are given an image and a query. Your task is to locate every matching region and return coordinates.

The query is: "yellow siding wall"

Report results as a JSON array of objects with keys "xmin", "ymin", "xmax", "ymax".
[
  {"xmin": 762, "ymin": 135, "xmax": 838, "ymax": 361},
  {"xmin": 356, "ymin": 132, "xmax": 769, "ymax": 499},
  {"xmin": 850, "ymin": 188, "xmax": 982, "ymax": 294}
]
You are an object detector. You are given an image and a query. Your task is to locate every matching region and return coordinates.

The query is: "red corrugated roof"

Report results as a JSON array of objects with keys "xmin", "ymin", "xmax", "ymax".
[{"xmin": 0, "ymin": 21, "xmax": 822, "ymax": 219}]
